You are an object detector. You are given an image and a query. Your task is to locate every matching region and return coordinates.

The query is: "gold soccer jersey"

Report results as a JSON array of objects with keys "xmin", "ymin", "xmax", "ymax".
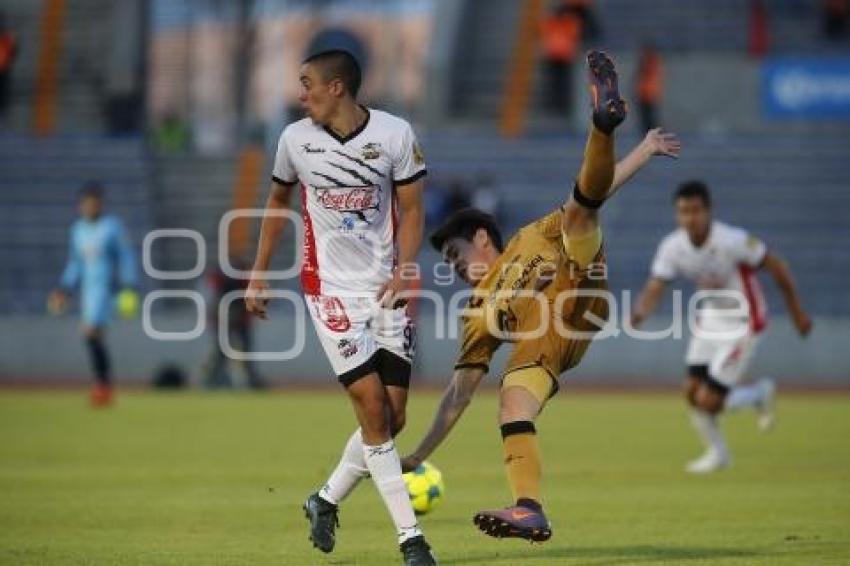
[{"xmin": 455, "ymin": 207, "xmax": 609, "ymax": 380}]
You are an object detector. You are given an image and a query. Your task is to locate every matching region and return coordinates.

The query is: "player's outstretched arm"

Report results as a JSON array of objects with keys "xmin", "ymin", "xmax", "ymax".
[
  {"xmin": 377, "ymin": 178, "xmax": 424, "ymax": 308},
  {"xmin": 631, "ymin": 276, "xmax": 667, "ymax": 328},
  {"xmin": 246, "ymin": 182, "xmax": 294, "ymax": 319},
  {"xmin": 608, "ymin": 128, "xmax": 680, "ymax": 199},
  {"xmin": 761, "ymin": 252, "xmax": 812, "ymax": 336},
  {"xmin": 401, "ymin": 367, "xmax": 485, "ymax": 471}
]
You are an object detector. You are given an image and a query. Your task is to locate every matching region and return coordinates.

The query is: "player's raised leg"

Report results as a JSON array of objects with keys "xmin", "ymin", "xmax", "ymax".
[
  {"xmin": 725, "ymin": 377, "xmax": 776, "ymax": 431},
  {"xmin": 562, "ymin": 50, "xmax": 626, "ymax": 268}
]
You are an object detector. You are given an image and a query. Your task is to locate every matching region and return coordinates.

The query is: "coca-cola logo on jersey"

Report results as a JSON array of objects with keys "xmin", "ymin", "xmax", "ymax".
[{"xmin": 315, "ymin": 186, "xmax": 381, "ymax": 223}]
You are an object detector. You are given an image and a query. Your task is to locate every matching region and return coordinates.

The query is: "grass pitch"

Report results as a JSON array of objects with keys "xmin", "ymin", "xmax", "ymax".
[{"xmin": 0, "ymin": 389, "xmax": 848, "ymax": 565}]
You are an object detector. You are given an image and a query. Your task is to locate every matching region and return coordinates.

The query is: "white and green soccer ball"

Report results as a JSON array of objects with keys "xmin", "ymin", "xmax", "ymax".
[{"xmin": 403, "ymin": 461, "xmax": 445, "ymax": 516}]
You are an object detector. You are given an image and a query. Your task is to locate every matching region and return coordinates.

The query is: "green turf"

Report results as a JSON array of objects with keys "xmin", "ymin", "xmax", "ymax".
[{"xmin": 0, "ymin": 390, "xmax": 848, "ymax": 565}]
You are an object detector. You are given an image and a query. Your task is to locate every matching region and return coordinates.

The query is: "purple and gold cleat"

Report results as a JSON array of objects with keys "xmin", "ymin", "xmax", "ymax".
[
  {"xmin": 586, "ymin": 50, "xmax": 627, "ymax": 134},
  {"xmin": 473, "ymin": 503, "xmax": 552, "ymax": 543}
]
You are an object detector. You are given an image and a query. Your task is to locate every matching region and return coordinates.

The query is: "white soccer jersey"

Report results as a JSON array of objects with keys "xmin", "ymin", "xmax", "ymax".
[
  {"xmin": 651, "ymin": 220, "xmax": 769, "ymax": 332},
  {"xmin": 273, "ymin": 108, "xmax": 426, "ymax": 296}
]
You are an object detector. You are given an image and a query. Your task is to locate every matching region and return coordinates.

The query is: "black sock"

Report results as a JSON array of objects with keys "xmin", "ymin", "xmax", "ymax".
[{"xmin": 86, "ymin": 336, "xmax": 111, "ymax": 386}]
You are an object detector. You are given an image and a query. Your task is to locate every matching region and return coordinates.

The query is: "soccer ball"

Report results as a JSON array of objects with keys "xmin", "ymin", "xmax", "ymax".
[{"xmin": 403, "ymin": 461, "xmax": 445, "ymax": 516}]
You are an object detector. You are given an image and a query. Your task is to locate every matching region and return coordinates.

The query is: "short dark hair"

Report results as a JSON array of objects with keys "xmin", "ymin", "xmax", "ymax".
[
  {"xmin": 429, "ymin": 208, "xmax": 504, "ymax": 254},
  {"xmin": 674, "ymin": 180, "xmax": 711, "ymax": 208},
  {"xmin": 79, "ymin": 181, "xmax": 103, "ymax": 200},
  {"xmin": 303, "ymin": 49, "xmax": 362, "ymax": 98}
]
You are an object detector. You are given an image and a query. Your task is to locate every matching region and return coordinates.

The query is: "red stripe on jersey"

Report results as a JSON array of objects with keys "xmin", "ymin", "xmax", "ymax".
[
  {"xmin": 738, "ymin": 265, "xmax": 767, "ymax": 333},
  {"xmin": 300, "ymin": 184, "xmax": 321, "ymax": 295}
]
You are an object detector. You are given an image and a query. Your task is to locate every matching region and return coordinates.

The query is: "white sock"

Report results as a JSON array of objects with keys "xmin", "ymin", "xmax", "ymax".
[
  {"xmin": 724, "ymin": 380, "xmax": 768, "ymax": 412},
  {"xmin": 319, "ymin": 428, "xmax": 369, "ymax": 505},
  {"xmin": 363, "ymin": 439, "xmax": 422, "ymax": 544},
  {"xmin": 690, "ymin": 409, "xmax": 728, "ymax": 457}
]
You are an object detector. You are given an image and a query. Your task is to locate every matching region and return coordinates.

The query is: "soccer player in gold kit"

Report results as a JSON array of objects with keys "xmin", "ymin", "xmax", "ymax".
[{"xmin": 401, "ymin": 51, "xmax": 680, "ymax": 542}]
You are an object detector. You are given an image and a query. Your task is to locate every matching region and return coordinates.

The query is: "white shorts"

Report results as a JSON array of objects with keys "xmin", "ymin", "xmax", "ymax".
[
  {"xmin": 686, "ymin": 312, "xmax": 761, "ymax": 388},
  {"xmin": 306, "ymin": 295, "xmax": 415, "ymax": 387}
]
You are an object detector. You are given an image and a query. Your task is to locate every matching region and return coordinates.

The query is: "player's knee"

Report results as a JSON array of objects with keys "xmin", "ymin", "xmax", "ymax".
[
  {"xmin": 499, "ymin": 404, "xmax": 535, "ymax": 425},
  {"xmin": 694, "ymin": 386, "xmax": 725, "ymax": 414},
  {"xmin": 349, "ymin": 382, "xmax": 390, "ymax": 432},
  {"xmin": 361, "ymin": 396, "xmax": 388, "ymax": 423},
  {"xmin": 563, "ymin": 199, "xmax": 599, "ymax": 228},
  {"xmin": 684, "ymin": 381, "xmax": 699, "ymax": 407},
  {"xmin": 498, "ymin": 388, "xmax": 544, "ymax": 424},
  {"xmin": 390, "ymin": 411, "xmax": 406, "ymax": 437}
]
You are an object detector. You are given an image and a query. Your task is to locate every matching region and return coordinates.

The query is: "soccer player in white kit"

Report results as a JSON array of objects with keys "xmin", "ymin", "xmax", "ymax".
[
  {"xmin": 632, "ymin": 181, "xmax": 812, "ymax": 473},
  {"xmin": 245, "ymin": 50, "xmax": 436, "ymax": 565}
]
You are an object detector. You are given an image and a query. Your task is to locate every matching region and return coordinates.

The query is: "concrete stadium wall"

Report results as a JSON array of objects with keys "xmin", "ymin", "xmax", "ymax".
[{"xmin": 0, "ymin": 312, "xmax": 846, "ymax": 388}]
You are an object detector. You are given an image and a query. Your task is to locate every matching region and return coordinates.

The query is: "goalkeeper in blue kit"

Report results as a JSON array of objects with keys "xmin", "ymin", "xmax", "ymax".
[{"xmin": 49, "ymin": 183, "xmax": 138, "ymax": 406}]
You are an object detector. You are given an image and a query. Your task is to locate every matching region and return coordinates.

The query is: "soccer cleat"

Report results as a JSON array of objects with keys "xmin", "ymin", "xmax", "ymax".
[
  {"xmin": 399, "ymin": 535, "xmax": 438, "ymax": 566},
  {"xmin": 686, "ymin": 449, "xmax": 731, "ymax": 474},
  {"xmin": 586, "ymin": 50, "xmax": 627, "ymax": 134},
  {"xmin": 472, "ymin": 504, "xmax": 552, "ymax": 542},
  {"xmin": 302, "ymin": 492, "xmax": 339, "ymax": 553},
  {"xmin": 89, "ymin": 384, "xmax": 113, "ymax": 408},
  {"xmin": 755, "ymin": 378, "xmax": 776, "ymax": 432}
]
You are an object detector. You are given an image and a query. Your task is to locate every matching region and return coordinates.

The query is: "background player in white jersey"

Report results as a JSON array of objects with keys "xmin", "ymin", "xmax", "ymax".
[
  {"xmin": 244, "ymin": 50, "xmax": 436, "ymax": 565},
  {"xmin": 632, "ymin": 181, "xmax": 812, "ymax": 473}
]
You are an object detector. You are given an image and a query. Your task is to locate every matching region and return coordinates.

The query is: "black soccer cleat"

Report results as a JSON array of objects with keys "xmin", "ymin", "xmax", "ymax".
[
  {"xmin": 400, "ymin": 535, "xmax": 438, "ymax": 566},
  {"xmin": 473, "ymin": 504, "xmax": 553, "ymax": 543},
  {"xmin": 587, "ymin": 50, "xmax": 627, "ymax": 134},
  {"xmin": 302, "ymin": 492, "xmax": 339, "ymax": 553}
]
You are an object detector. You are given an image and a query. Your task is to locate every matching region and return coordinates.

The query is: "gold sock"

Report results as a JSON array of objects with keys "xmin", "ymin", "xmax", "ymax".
[
  {"xmin": 502, "ymin": 427, "xmax": 542, "ymax": 504},
  {"xmin": 577, "ymin": 125, "xmax": 615, "ymax": 201}
]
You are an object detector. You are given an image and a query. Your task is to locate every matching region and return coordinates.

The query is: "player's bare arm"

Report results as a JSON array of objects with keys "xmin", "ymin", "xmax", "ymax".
[
  {"xmin": 246, "ymin": 181, "xmax": 294, "ymax": 319},
  {"xmin": 401, "ymin": 367, "xmax": 486, "ymax": 472},
  {"xmin": 609, "ymin": 128, "xmax": 680, "ymax": 198},
  {"xmin": 761, "ymin": 251, "xmax": 812, "ymax": 336},
  {"xmin": 377, "ymin": 178, "xmax": 424, "ymax": 308},
  {"xmin": 632, "ymin": 276, "xmax": 668, "ymax": 328}
]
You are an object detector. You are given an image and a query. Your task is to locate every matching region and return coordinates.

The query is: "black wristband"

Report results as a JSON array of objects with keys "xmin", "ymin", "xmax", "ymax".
[{"xmin": 572, "ymin": 183, "xmax": 605, "ymax": 210}]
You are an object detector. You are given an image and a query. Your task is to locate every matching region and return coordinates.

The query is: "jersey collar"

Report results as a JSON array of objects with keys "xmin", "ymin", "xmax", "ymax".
[
  {"xmin": 323, "ymin": 106, "xmax": 370, "ymax": 145},
  {"xmin": 687, "ymin": 221, "xmax": 715, "ymax": 250}
]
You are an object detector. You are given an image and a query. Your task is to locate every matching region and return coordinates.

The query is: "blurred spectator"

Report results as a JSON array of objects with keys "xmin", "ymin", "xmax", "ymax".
[
  {"xmin": 154, "ymin": 112, "xmax": 190, "ymax": 153},
  {"xmin": 471, "ymin": 173, "xmax": 502, "ymax": 222},
  {"xmin": 0, "ymin": 12, "xmax": 18, "ymax": 123},
  {"xmin": 424, "ymin": 178, "xmax": 450, "ymax": 229},
  {"xmin": 635, "ymin": 42, "xmax": 663, "ymax": 132},
  {"xmin": 445, "ymin": 180, "xmax": 472, "ymax": 214},
  {"xmin": 202, "ymin": 259, "xmax": 266, "ymax": 390},
  {"xmin": 540, "ymin": 1, "xmax": 600, "ymax": 117},
  {"xmin": 105, "ymin": 92, "xmax": 143, "ymax": 135},
  {"xmin": 749, "ymin": 0, "xmax": 769, "ymax": 57},
  {"xmin": 823, "ymin": 0, "xmax": 850, "ymax": 39}
]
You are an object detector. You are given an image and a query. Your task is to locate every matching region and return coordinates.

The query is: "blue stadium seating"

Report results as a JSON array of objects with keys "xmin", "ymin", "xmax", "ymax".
[{"xmin": 0, "ymin": 135, "xmax": 154, "ymax": 314}]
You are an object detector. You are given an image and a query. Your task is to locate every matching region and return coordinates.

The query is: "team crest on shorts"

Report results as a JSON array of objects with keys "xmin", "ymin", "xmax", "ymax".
[
  {"xmin": 337, "ymin": 338, "xmax": 358, "ymax": 359},
  {"xmin": 316, "ymin": 296, "xmax": 351, "ymax": 332}
]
